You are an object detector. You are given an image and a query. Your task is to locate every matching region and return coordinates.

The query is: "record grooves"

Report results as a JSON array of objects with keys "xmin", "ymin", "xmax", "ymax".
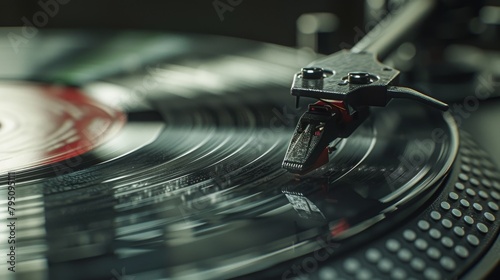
[{"xmin": 0, "ymin": 29, "xmax": 498, "ymax": 280}]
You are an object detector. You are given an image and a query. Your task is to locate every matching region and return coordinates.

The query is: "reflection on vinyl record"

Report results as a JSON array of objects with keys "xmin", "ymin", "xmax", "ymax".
[{"xmin": 0, "ymin": 29, "xmax": 498, "ymax": 280}]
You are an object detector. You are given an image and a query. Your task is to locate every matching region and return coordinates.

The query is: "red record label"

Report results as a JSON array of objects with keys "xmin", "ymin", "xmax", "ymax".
[{"xmin": 0, "ymin": 82, "xmax": 126, "ymax": 172}]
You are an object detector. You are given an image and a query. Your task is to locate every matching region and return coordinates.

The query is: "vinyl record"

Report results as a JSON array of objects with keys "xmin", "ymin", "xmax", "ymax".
[{"xmin": 0, "ymin": 29, "xmax": 498, "ymax": 280}]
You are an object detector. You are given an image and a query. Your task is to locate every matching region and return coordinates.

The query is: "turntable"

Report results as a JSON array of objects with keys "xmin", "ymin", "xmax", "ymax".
[{"xmin": 0, "ymin": 0, "xmax": 499, "ymax": 279}]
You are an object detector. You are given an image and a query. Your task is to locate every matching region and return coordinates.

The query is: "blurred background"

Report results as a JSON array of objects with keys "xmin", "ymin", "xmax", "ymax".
[
  {"xmin": 0, "ymin": 0, "xmax": 498, "ymax": 53},
  {"xmin": 0, "ymin": 0, "xmax": 360, "ymax": 51}
]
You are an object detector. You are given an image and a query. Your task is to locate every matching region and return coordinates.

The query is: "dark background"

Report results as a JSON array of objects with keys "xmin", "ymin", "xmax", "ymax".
[
  {"xmin": 0, "ymin": 0, "xmax": 364, "ymax": 50},
  {"xmin": 2, "ymin": 1, "xmax": 498, "ymax": 52}
]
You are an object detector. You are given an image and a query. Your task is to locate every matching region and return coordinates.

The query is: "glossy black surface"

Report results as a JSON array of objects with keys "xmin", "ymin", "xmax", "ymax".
[{"xmin": 0, "ymin": 29, "xmax": 458, "ymax": 279}]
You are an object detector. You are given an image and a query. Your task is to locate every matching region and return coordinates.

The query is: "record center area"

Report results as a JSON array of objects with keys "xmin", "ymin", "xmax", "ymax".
[{"xmin": 0, "ymin": 82, "xmax": 125, "ymax": 172}]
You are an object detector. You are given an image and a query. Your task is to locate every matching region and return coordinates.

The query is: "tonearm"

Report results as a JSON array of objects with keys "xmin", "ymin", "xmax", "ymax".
[{"xmin": 282, "ymin": 0, "xmax": 448, "ymax": 174}]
